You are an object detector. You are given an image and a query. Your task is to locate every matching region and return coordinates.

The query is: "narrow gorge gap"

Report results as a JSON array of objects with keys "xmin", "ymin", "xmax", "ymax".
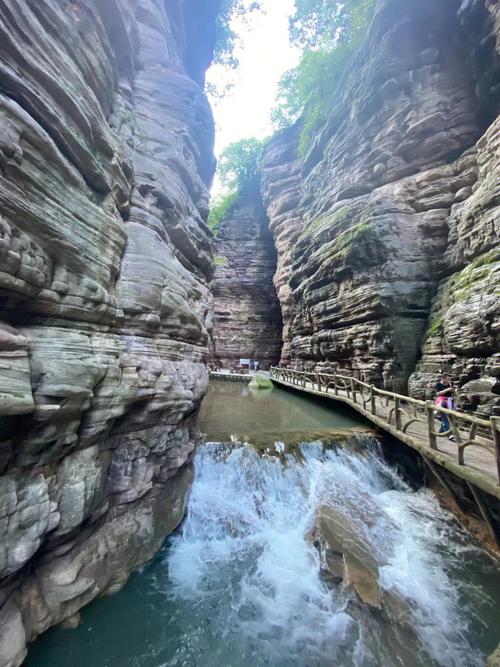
[{"xmin": 210, "ymin": 181, "xmax": 283, "ymax": 370}]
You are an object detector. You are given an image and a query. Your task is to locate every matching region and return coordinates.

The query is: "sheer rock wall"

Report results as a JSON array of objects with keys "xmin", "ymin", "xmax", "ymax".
[
  {"xmin": 0, "ymin": 1, "xmax": 218, "ymax": 663},
  {"xmin": 262, "ymin": 0, "xmax": 499, "ymax": 407},
  {"xmin": 210, "ymin": 185, "xmax": 282, "ymax": 369}
]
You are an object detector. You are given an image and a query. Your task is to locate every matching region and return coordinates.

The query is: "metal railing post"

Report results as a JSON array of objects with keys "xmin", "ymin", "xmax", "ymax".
[{"xmin": 370, "ymin": 385, "xmax": 376, "ymax": 415}]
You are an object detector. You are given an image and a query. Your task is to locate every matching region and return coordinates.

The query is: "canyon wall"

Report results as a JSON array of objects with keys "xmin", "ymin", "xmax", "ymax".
[
  {"xmin": 0, "ymin": 1, "xmax": 218, "ymax": 663},
  {"xmin": 262, "ymin": 0, "xmax": 499, "ymax": 408},
  {"xmin": 210, "ymin": 185, "xmax": 282, "ymax": 369}
]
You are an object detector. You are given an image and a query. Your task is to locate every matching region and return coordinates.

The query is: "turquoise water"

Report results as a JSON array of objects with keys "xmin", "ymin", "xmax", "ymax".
[{"xmin": 26, "ymin": 381, "xmax": 500, "ymax": 666}]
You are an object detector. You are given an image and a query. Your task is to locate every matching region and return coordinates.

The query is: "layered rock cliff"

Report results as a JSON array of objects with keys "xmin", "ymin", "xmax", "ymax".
[
  {"xmin": 262, "ymin": 0, "xmax": 499, "ymax": 408},
  {"xmin": 0, "ymin": 1, "xmax": 218, "ymax": 663},
  {"xmin": 210, "ymin": 185, "xmax": 282, "ymax": 369}
]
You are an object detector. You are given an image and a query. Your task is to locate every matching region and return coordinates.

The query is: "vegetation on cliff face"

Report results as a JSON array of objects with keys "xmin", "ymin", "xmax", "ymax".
[
  {"xmin": 211, "ymin": 0, "xmax": 375, "ymax": 159},
  {"xmin": 272, "ymin": 0, "xmax": 375, "ymax": 153},
  {"xmin": 208, "ymin": 192, "xmax": 239, "ymax": 234},
  {"xmin": 208, "ymin": 138, "xmax": 265, "ymax": 234}
]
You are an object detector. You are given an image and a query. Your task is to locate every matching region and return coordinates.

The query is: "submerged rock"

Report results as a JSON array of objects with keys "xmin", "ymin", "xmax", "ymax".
[
  {"xmin": 249, "ymin": 374, "xmax": 274, "ymax": 390},
  {"xmin": 308, "ymin": 502, "xmax": 417, "ymax": 629}
]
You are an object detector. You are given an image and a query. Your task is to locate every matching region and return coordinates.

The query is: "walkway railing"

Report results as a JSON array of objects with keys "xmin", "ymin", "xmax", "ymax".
[{"xmin": 270, "ymin": 366, "xmax": 500, "ymax": 486}]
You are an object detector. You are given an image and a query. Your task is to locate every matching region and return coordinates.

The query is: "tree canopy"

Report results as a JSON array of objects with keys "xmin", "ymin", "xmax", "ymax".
[
  {"xmin": 213, "ymin": 0, "xmax": 262, "ymax": 69},
  {"xmin": 207, "ymin": 191, "xmax": 239, "ymax": 235},
  {"xmin": 273, "ymin": 0, "xmax": 375, "ymax": 153},
  {"xmin": 218, "ymin": 137, "xmax": 265, "ymax": 191},
  {"xmin": 208, "ymin": 138, "xmax": 265, "ymax": 234},
  {"xmin": 289, "ymin": 0, "xmax": 374, "ymax": 50},
  {"xmin": 208, "ymin": 0, "xmax": 376, "ymax": 234}
]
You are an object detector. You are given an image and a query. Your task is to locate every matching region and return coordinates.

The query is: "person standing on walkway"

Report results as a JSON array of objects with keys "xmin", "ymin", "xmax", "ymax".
[{"xmin": 435, "ymin": 374, "xmax": 455, "ymax": 439}]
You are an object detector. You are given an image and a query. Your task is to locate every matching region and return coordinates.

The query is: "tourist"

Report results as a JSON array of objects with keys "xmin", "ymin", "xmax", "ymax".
[
  {"xmin": 436, "ymin": 374, "xmax": 455, "ymax": 408},
  {"xmin": 435, "ymin": 374, "xmax": 455, "ymax": 439}
]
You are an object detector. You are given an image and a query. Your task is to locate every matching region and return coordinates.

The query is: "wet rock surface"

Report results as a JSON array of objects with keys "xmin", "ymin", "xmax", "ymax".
[
  {"xmin": 0, "ymin": 0, "xmax": 218, "ymax": 661},
  {"xmin": 210, "ymin": 184, "xmax": 282, "ymax": 369},
  {"xmin": 307, "ymin": 500, "xmax": 420, "ymax": 641},
  {"xmin": 308, "ymin": 503, "xmax": 382, "ymax": 608},
  {"xmin": 262, "ymin": 0, "xmax": 500, "ymax": 407}
]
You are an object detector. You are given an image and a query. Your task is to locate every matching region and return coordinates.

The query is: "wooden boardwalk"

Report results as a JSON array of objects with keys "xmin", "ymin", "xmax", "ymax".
[{"xmin": 270, "ymin": 367, "xmax": 500, "ymax": 504}]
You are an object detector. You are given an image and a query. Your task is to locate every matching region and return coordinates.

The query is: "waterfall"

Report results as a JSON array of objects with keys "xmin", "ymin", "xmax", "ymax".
[{"xmin": 166, "ymin": 440, "xmax": 498, "ymax": 667}]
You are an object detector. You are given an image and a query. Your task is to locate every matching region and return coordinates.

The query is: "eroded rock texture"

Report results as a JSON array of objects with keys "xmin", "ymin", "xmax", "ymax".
[
  {"xmin": 210, "ymin": 185, "xmax": 282, "ymax": 369},
  {"xmin": 0, "ymin": 0, "xmax": 218, "ymax": 662},
  {"xmin": 262, "ymin": 0, "xmax": 499, "ymax": 404}
]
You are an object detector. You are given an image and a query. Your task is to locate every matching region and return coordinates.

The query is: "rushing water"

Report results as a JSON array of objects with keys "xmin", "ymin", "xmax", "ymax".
[{"xmin": 27, "ymin": 381, "xmax": 500, "ymax": 666}]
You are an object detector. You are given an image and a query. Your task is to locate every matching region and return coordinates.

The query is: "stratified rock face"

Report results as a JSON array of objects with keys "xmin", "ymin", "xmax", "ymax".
[
  {"xmin": 261, "ymin": 125, "xmax": 303, "ymax": 366},
  {"xmin": 262, "ymin": 0, "xmax": 500, "ymax": 402},
  {"xmin": 408, "ymin": 0, "xmax": 500, "ymax": 415},
  {"xmin": 211, "ymin": 185, "xmax": 282, "ymax": 369},
  {"xmin": 0, "ymin": 0, "xmax": 218, "ymax": 662}
]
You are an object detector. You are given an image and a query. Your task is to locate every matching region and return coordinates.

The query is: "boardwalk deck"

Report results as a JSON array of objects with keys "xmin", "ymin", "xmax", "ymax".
[{"xmin": 270, "ymin": 367, "xmax": 500, "ymax": 502}]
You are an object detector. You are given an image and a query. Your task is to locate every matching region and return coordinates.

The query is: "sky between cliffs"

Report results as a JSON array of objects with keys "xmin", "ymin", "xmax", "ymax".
[{"xmin": 206, "ymin": 0, "xmax": 300, "ymax": 192}]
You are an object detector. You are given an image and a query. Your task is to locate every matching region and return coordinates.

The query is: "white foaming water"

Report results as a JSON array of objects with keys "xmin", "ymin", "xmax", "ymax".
[{"xmin": 166, "ymin": 440, "xmax": 497, "ymax": 667}]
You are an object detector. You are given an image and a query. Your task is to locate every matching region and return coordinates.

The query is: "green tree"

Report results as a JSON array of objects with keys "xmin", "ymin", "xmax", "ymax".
[
  {"xmin": 209, "ymin": 1, "xmax": 262, "ymax": 98},
  {"xmin": 213, "ymin": 0, "xmax": 262, "ymax": 69},
  {"xmin": 271, "ymin": 46, "xmax": 350, "ymax": 130},
  {"xmin": 272, "ymin": 0, "xmax": 375, "ymax": 153},
  {"xmin": 208, "ymin": 137, "xmax": 265, "ymax": 235},
  {"xmin": 218, "ymin": 138, "xmax": 265, "ymax": 191},
  {"xmin": 289, "ymin": 0, "xmax": 373, "ymax": 50}
]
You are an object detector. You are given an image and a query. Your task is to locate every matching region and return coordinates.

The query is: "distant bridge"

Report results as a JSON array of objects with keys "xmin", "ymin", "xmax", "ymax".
[{"xmin": 270, "ymin": 367, "xmax": 500, "ymax": 542}]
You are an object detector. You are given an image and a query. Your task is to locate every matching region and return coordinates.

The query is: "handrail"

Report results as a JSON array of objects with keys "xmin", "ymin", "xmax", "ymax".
[{"xmin": 270, "ymin": 366, "xmax": 500, "ymax": 486}]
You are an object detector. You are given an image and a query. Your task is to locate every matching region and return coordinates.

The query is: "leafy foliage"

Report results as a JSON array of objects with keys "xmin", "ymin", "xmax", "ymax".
[
  {"xmin": 213, "ymin": 1, "xmax": 262, "ymax": 69},
  {"xmin": 271, "ymin": 45, "xmax": 351, "ymax": 137},
  {"xmin": 218, "ymin": 137, "xmax": 265, "ymax": 191},
  {"xmin": 289, "ymin": 0, "xmax": 374, "ymax": 50},
  {"xmin": 208, "ymin": 138, "xmax": 265, "ymax": 236},
  {"xmin": 208, "ymin": 191, "xmax": 239, "ymax": 235},
  {"xmin": 272, "ymin": 0, "xmax": 375, "ymax": 153}
]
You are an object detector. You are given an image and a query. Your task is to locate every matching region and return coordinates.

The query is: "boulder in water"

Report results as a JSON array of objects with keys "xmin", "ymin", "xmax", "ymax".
[
  {"xmin": 343, "ymin": 552, "xmax": 381, "ymax": 608},
  {"xmin": 307, "ymin": 503, "xmax": 382, "ymax": 608},
  {"xmin": 249, "ymin": 374, "xmax": 273, "ymax": 390}
]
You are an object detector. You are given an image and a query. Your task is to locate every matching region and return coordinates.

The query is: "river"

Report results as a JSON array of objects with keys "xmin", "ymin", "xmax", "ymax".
[{"xmin": 26, "ymin": 380, "xmax": 500, "ymax": 666}]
